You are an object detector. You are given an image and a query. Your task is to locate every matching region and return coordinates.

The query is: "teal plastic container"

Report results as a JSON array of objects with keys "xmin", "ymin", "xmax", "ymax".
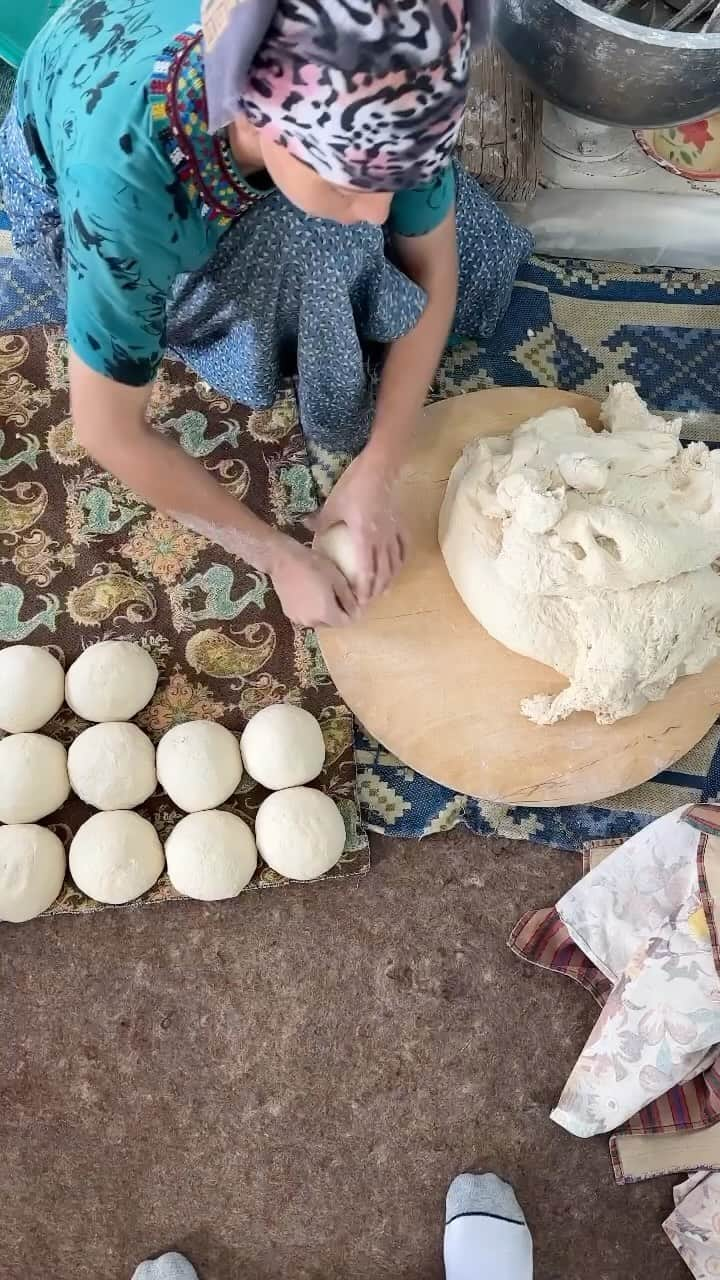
[{"xmin": 0, "ymin": 0, "xmax": 64, "ymax": 68}]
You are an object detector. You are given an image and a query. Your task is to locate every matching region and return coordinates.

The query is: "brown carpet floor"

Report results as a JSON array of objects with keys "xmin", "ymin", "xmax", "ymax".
[{"xmin": 1, "ymin": 829, "xmax": 687, "ymax": 1280}]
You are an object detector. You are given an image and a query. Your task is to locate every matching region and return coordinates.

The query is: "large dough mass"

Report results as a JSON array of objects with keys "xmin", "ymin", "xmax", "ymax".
[{"xmin": 439, "ymin": 384, "xmax": 720, "ymax": 724}]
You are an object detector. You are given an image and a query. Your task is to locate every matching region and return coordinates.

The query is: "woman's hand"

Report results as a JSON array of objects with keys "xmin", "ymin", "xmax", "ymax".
[
  {"xmin": 270, "ymin": 538, "xmax": 359, "ymax": 629},
  {"xmin": 308, "ymin": 449, "xmax": 406, "ymax": 605}
]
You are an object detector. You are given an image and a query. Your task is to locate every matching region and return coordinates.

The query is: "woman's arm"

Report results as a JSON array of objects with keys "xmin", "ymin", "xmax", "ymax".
[
  {"xmin": 311, "ymin": 207, "xmax": 458, "ymax": 601},
  {"xmin": 69, "ymin": 351, "xmax": 357, "ymax": 628},
  {"xmin": 371, "ymin": 206, "xmax": 458, "ymax": 472}
]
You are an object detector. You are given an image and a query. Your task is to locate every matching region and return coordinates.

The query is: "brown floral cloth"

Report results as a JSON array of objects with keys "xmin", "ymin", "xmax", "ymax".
[{"xmin": 0, "ymin": 326, "xmax": 368, "ymax": 914}]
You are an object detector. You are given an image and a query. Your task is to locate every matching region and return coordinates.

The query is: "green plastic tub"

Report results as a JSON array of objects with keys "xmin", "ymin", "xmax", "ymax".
[{"xmin": 0, "ymin": 0, "xmax": 64, "ymax": 68}]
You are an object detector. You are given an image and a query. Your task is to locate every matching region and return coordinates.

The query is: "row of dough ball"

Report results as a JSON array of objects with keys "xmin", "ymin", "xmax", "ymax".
[
  {"xmin": 0, "ymin": 785, "xmax": 347, "ymax": 922},
  {"xmin": 0, "ymin": 629, "xmax": 336, "ymax": 780},
  {"xmin": 0, "ymin": 640, "xmax": 160, "ymax": 731},
  {"xmin": 0, "ymin": 700, "xmax": 328, "ymax": 823}
]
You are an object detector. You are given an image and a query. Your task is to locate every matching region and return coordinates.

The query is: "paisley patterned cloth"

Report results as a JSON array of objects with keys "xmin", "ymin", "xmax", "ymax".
[{"xmin": 0, "ymin": 326, "xmax": 368, "ymax": 914}]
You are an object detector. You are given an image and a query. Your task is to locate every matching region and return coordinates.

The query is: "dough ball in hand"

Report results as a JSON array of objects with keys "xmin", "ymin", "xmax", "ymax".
[
  {"xmin": 240, "ymin": 703, "xmax": 325, "ymax": 791},
  {"xmin": 165, "ymin": 810, "xmax": 257, "ymax": 900},
  {"xmin": 69, "ymin": 810, "xmax": 164, "ymax": 904},
  {"xmin": 157, "ymin": 720, "xmax": 242, "ymax": 812},
  {"xmin": 0, "ymin": 645, "xmax": 64, "ymax": 732},
  {"xmin": 65, "ymin": 640, "xmax": 159, "ymax": 722},
  {"xmin": 0, "ymin": 733, "xmax": 70, "ymax": 824},
  {"xmin": 255, "ymin": 786, "xmax": 346, "ymax": 881},
  {"xmin": 0, "ymin": 825, "xmax": 66, "ymax": 923},
  {"xmin": 68, "ymin": 722, "xmax": 156, "ymax": 810},
  {"xmin": 315, "ymin": 523, "xmax": 361, "ymax": 591}
]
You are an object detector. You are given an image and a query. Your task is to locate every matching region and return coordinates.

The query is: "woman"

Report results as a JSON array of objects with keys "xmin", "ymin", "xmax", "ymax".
[{"xmin": 0, "ymin": 0, "xmax": 530, "ymax": 628}]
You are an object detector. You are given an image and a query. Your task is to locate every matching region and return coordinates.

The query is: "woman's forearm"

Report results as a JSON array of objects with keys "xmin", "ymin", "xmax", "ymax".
[
  {"xmin": 365, "ymin": 210, "xmax": 459, "ymax": 474},
  {"xmin": 69, "ymin": 351, "xmax": 286, "ymax": 574},
  {"xmin": 105, "ymin": 423, "xmax": 286, "ymax": 570},
  {"xmin": 366, "ymin": 275, "xmax": 456, "ymax": 471}
]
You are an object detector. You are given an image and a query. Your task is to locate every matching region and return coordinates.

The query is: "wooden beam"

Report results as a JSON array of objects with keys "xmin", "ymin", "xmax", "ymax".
[{"xmin": 457, "ymin": 45, "xmax": 543, "ymax": 202}]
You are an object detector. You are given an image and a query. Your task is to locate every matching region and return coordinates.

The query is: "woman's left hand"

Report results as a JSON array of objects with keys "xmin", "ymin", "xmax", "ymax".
[{"xmin": 308, "ymin": 448, "xmax": 406, "ymax": 606}]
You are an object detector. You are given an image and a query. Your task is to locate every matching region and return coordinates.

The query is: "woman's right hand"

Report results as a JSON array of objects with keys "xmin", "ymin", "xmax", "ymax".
[{"xmin": 270, "ymin": 539, "xmax": 358, "ymax": 629}]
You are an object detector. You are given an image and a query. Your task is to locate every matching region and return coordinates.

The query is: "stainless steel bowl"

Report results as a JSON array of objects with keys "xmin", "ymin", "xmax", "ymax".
[{"xmin": 490, "ymin": 0, "xmax": 720, "ymax": 127}]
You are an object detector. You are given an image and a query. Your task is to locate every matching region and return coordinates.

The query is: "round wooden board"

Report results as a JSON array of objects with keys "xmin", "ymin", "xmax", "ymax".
[{"xmin": 318, "ymin": 387, "xmax": 720, "ymax": 807}]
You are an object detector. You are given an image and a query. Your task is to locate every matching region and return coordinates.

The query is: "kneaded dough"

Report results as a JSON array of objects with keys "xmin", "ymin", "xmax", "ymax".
[
  {"xmin": 0, "ymin": 824, "xmax": 66, "ymax": 923},
  {"xmin": 65, "ymin": 640, "xmax": 158, "ymax": 722},
  {"xmin": 0, "ymin": 733, "xmax": 70, "ymax": 823},
  {"xmin": 439, "ymin": 383, "xmax": 720, "ymax": 724},
  {"xmin": 68, "ymin": 722, "xmax": 156, "ymax": 810},
  {"xmin": 165, "ymin": 809, "xmax": 257, "ymax": 900},
  {"xmin": 0, "ymin": 645, "xmax": 65, "ymax": 733},
  {"xmin": 157, "ymin": 720, "xmax": 242, "ymax": 812},
  {"xmin": 240, "ymin": 703, "xmax": 326, "ymax": 790},
  {"xmin": 69, "ymin": 810, "xmax": 164, "ymax": 904},
  {"xmin": 315, "ymin": 523, "xmax": 361, "ymax": 589},
  {"xmin": 255, "ymin": 786, "xmax": 346, "ymax": 881}
]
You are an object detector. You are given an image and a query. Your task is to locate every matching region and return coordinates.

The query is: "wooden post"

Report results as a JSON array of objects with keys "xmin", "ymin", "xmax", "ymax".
[{"xmin": 456, "ymin": 45, "xmax": 542, "ymax": 202}]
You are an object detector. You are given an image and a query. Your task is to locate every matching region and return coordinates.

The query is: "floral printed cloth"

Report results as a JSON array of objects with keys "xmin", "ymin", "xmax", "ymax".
[
  {"xmin": 664, "ymin": 1171, "xmax": 720, "ymax": 1279},
  {"xmin": 510, "ymin": 804, "xmax": 720, "ymax": 1279},
  {"xmin": 549, "ymin": 807, "xmax": 720, "ymax": 1139}
]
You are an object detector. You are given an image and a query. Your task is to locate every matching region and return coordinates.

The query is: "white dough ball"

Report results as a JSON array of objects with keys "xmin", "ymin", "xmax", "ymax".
[
  {"xmin": 69, "ymin": 810, "xmax": 164, "ymax": 904},
  {"xmin": 156, "ymin": 720, "xmax": 242, "ymax": 812},
  {"xmin": 65, "ymin": 640, "xmax": 159, "ymax": 722},
  {"xmin": 0, "ymin": 825, "xmax": 66, "ymax": 923},
  {"xmin": 255, "ymin": 786, "xmax": 346, "ymax": 881},
  {"xmin": 0, "ymin": 645, "xmax": 65, "ymax": 732},
  {"xmin": 0, "ymin": 733, "xmax": 70, "ymax": 823},
  {"xmin": 165, "ymin": 810, "xmax": 257, "ymax": 900},
  {"xmin": 315, "ymin": 522, "xmax": 361, "ymax": 589},
  {"xmin": 240, "ymin": 703, "xmax": 326, "ymax": 791},
  {"xmin": 68, "ymin": 722, "xmax": 156, "ymax": 810}
]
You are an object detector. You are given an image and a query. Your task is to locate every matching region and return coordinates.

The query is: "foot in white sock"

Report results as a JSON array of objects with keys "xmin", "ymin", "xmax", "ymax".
[
  {"xmin": 132, "ymin": 1253, "xmax": 199, "ymax": 1280},
  {"xmin": 444, "ymin": 1172, "xmax": 533, "ymax": 1280}
]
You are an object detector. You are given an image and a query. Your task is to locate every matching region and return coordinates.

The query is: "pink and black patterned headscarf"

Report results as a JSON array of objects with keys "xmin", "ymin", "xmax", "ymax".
[{"xmin": 202, "ymin": 0, "xmax": 486, "ymax": 191}]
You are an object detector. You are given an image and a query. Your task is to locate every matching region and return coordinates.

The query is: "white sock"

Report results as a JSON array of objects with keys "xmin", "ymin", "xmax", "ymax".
[
  {"xmin": 132, "ymin": 1253, "xmax": 199, "ymax": 1280},
  {"xmin": 444, "ymin": 1173, "xmax": 533, "ymax": 1280}
]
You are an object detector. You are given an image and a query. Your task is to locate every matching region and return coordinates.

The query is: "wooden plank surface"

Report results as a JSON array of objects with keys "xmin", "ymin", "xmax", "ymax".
[
  {"xmin": 457, "ymin": 45, "xmax": 542, "ymax": 202},
  {"xmin": 318, "ymin": 388, "xmax": 720, "ymax": 807}
]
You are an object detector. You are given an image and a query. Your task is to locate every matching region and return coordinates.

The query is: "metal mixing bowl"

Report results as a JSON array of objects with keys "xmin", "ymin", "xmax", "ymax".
[{"xmin": 490, "ymin": 0, "xmax": 720, "ymax": 127}]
